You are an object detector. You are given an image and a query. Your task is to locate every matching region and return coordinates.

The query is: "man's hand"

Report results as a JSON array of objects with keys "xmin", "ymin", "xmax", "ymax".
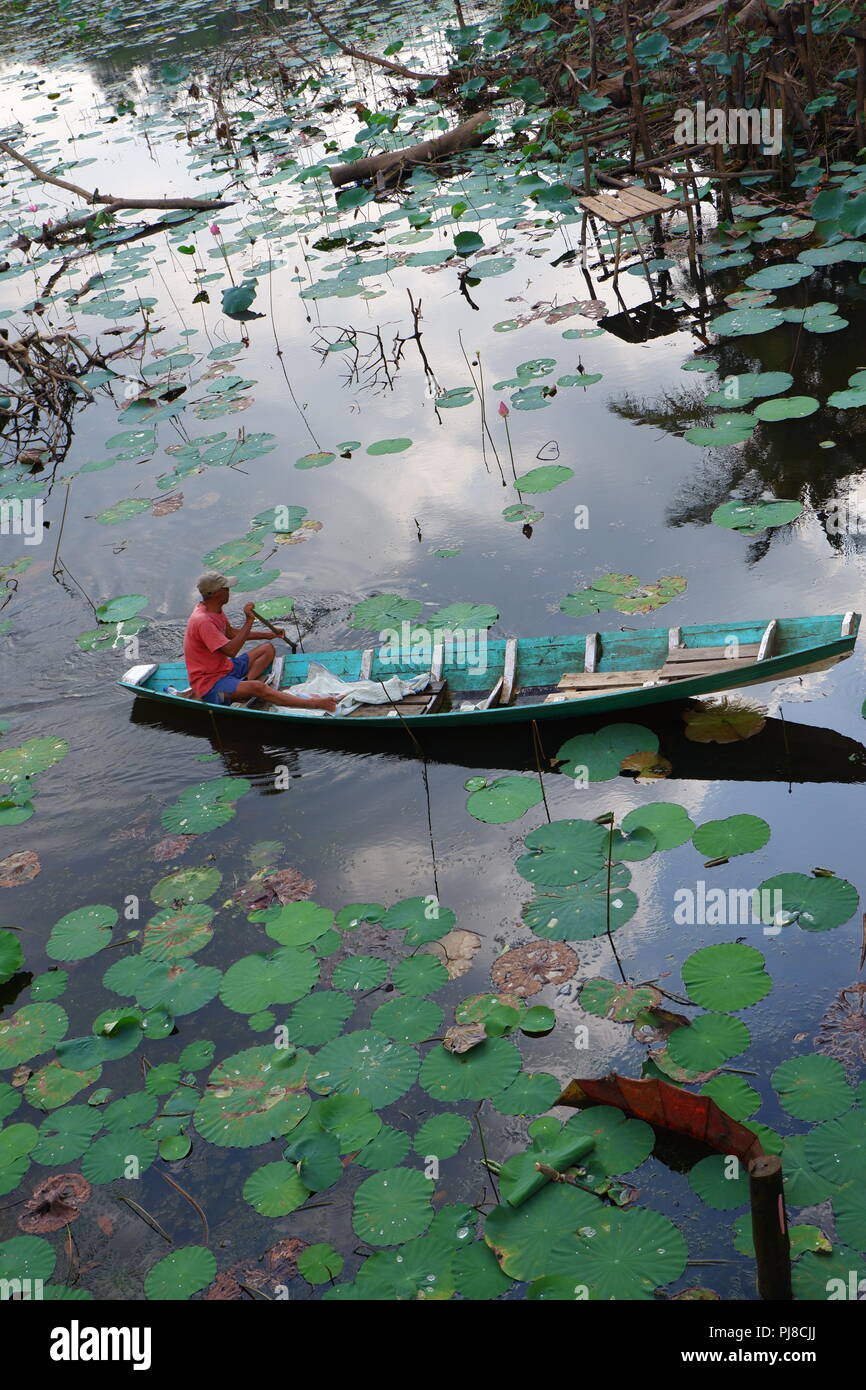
[{"xmin": 242, "ymin": 602, "xmax": 256, "ymax": 622}]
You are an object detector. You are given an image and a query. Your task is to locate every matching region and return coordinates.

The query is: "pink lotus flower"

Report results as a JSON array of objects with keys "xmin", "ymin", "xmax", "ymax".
[
  {"xmin": 209, "ymin": 223, "xmax": 221, "ymax": 236},
  {"xmin": 27, "ymin": 204, "xmax": 38, "ymax": 212},
  {"xmin": 498, "ymin": 400, "xmax": 509, "ymax": 418}
]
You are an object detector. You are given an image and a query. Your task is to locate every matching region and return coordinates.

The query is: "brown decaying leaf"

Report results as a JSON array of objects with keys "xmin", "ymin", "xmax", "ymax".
[
  {"xmin": 11, "ymin": 1065, "xmax": 31, "ymax": 1088},
  {"xmin": 682, "ymin": 696, "xmax": 767, "ymax": 744},
  {"xmin": 275, "ymin": 520, "xmax": 323, "ymax": 546},
  {"xmin": 152, "ymin": 492, "xmax": 184, "ymax": 517},
  {"xmin": 815, "ymin": 982, "xmax": 866, "ymax": 1071},
  {"xmin": 205, "ymin": 1238, "xmax": 309, "ymax": 1300},
  {"xmin": 620, "ymin": 750, "xmax": 672, "ymax": 780},
  {"xmin": 234, "ymin": 866, "xmax": 315, "ymax": 913},
  {"xmin": 18, "ymin": 1174, "xmax": 91, "ymax": 1233},
  {"xmin": 443, "ymin": 1022, "xmax": 488, "ymax": 1055},
  {"xmin": 0, "ymin": 850, "xmax": 40, "ymax": 887},
  {"xmin": 491, "ymin": 940, "xmax": 578, "ymax": 998},
  {"xmin": 424, "ymin": 928, "xmax": 481, "ymax": 981},
  {"xmin": 97, "ymin": 1215, "xmax": 114, "ymax": 1237},
  {"xmin": 631, "ymin": 1006, "xmax": 690, "ymax": 1045},
  {"xmin": 150, "ymin": 833, "xmax": 197, "ymax": 862}
]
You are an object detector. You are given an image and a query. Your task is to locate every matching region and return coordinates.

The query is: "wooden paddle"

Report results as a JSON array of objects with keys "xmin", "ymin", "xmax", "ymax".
[
  {"xmin": 251, "ymin": 605, "xmax": 304, "ymax": 654},
  {"xmin": 250, "ymin": 606, "xmax": 286, "ymax": 640}
]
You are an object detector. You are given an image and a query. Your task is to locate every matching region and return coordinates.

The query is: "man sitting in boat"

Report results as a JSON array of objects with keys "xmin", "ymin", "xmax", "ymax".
[{"xmin": 184, "ymin": 573, "xmax": 338, "ymax": 712}]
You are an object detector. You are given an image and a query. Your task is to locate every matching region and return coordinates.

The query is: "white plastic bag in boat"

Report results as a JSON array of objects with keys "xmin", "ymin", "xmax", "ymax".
[{"xmin": 277, "ymin": 661, "xmax": 429, "ymax": 717}]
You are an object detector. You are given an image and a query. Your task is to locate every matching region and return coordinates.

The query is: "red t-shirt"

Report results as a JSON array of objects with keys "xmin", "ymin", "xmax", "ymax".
[{"xmin": 184, "ymin": 604, "xmax": 232, "ymax": 697}]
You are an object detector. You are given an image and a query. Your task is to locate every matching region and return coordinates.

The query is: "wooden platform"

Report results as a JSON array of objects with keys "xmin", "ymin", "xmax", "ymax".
[{"xmin": 579, "ymin": 186, "xmax": 676, "ymax": 226}]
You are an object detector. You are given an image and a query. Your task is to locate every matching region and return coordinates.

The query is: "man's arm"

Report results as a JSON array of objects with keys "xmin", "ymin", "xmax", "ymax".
[{"xmin": 218, "ymin": 603, "xmax": 256, "ymax": 658}]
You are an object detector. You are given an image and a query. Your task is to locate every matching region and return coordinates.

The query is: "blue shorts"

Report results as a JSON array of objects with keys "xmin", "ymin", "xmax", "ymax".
[{"xmin": 201, "ymin": 653, "xmax": 250, "ymax": 705}]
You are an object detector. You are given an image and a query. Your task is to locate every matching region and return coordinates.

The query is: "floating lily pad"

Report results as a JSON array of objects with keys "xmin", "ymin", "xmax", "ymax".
[
  {"xmin": 330, "ymin": 955, "xmax": 389, "ymax": 992},
  {"xmin": 426, "ymin": 602, "xmax": 498, "ymax": 632},
  {"xmin": 522, "ymin": 866, "xmax": 638, "ymax": 942},
  {"xmin": 556, "ymin": 725, "xmax": 659, "ymax": 781},
  {"xmin": 692, "ymin": 814, "xmax": 770, "ymax": 860},
  {"xmin": 580, "ymin": 978, "xmax": 662, "ymax": 1022},
  {"xmin": 350, "ymin": 594, "xmax": 422, "ymax": 629},
  {"xmin": 515, "ymin": 819, "xmax": 608, "ymax": 886},
  {"xmin": 699, "ymin": 1075, "xmax": 761, "ymax": 1121},
  {"xmin": 310, "ymin": 1030, "xmax": 418, "ymax": 1108},
  {"xmin": 145, "ymin": 1246, "xmax": 217, "ymax": 1300},
  {"xmin": 772, "ymin": 1055, "xmax": 853, "ymax": 1121},
  {"xmin": 94, "ymin": 594, "xmax": 148, "ymax": 623},
  {"xmin": 682, "ymin": 944, "xmax": 772, "ymax": 1011},
  {"xmin": 46, "ymin": 905, "xmax": 117, "ymax": 961},
  {"xmin": 621, "ymin": 803, "xmax": 695, "ymax": 849},
  {"xmin": 288, "ymin": 992, "xmax": 355, "ymax": 1046},
  {"xmin": 756, "ymin": 872, "xmax": 858, "ymax": 932},
  {"xmin": 392, "ymin": 955, "xmax": 448, "ymax": 995},
  {"xmin": 194, "ymin": 1045, "xmax": 310, "ymax": 1148},
  {"xmin": 371, "ymin": 995, "xmax": 442, "ymax": 1044},
  {"xmin": 565, "ymin": 1205, "xmax": 688, "ymax": 1300},
  {"xmin": 667, "ymin": 1013, "xmax": 750, "ymax": 1072},
  {"xmin": 683, "ymin": 697, "xmax": 767, "ymax": 743},
  {"xmin": 420, "ymin": 1037, "xmax": 521, "ymax": 1101},
  {"xmin": 466, "ymin": 775, "xmax": 542, "ymax": 824},
  {"xmin": 514, "ymin": 466, "xmax": 574, "ymax": 494},
  {"xmin": 710, "ymin": 307, "xmax": 785, "ymax": 336},
  {"xmin": 0, "ymin": 1004, "xmax": 68, "ymax": 1066},
  {"xmin": 484, "ymin": 1182, "xmax": 599, "ymax": 1280},
  {"xmin": 366, "ymin": 438, "xmax": 412, "ymax": 455},
  {"xmin": 753, "ymin": 395, "xmax": 819, "ymax": 421},
  {"xmin": 711, "ymin": 498, "xmax": 802, "ymax": 535},
  {"xmin": 142, "ymin": 906, "xmax": 215, "ymax": 960},
  {"xmin": 95, "ymin": 498, "xmax": 152, "ymax": 526},
  {"xmin": 151, "ymin": 866, "xmax": 221, "ymax": 906},
  {"xmin": 380, "ymin": 896, "xmax": 455, "ymax": 945},
  {"xmin": 413, "ymin": 1114, "xmax": 472, "ymax": 1160},
  {"xmin": 353, "ymin": 1167, "xmax": 433, "ymax": 1246},
  {"xmin": 243, "ymin": 1161, "xmax": 310, "ymax": 1216},
  {"xmin": 219, "ymin": 947, "xmax": 319, "ymax": 1013},
  {"xmin": 560, "ymin": 574, "xmax": 685, "ymax": 616},
  {"xmin": 688, "ymin": 1154, "xmax": 750, "ymax": 1210}
]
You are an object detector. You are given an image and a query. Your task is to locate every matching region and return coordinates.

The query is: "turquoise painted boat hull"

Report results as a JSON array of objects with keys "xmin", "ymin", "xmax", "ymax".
[{"xmin": 117, "ymin": 613, "xmax": 860, "ymax": 731}]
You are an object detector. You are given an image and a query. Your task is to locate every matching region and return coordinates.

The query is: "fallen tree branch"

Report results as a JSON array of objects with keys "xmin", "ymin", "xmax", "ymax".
[
  {"xmin": 307, "ymin": 7, "xmax": 446, "ymax": 83},
  {"xmin": 0, "ymin": 140, "xmax": 232, "ymax": 218},
  {"xmin": 329, "ymin": 109, "xmax": 493, "ymax": 188}
]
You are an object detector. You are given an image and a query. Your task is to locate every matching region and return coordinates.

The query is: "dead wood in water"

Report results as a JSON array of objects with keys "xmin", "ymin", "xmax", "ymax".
[
  {"xmin": 0, "ymin": 140, "xmax": 232, "ymax": 244},
  {"xmin": 329, "ymin": 110, "xmax": 492, "ymax": 188}
]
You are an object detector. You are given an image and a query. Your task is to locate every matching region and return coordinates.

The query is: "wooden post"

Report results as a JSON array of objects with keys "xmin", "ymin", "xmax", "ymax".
[
  {"xmin": 748, "ymin": 1155, "xmax": 792, "ymax": 1301},
  {"xmin": 856, "ymin": 38, "xmax": 866, "ymax": 154},
  {"xmin": 620, "ymin": 0, "xmax": 655, "ymax": 172}
]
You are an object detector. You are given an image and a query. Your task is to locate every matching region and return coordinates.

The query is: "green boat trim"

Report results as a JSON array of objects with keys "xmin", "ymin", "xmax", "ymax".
[{"xmin": 118, "ymin": 612, "xmax": 860, "ymax": 730}]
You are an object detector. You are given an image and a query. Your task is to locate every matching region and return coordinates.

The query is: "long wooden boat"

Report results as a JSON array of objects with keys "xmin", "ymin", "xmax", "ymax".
[{"xmin": 118, "ymin": 612, "xmax": 860, "ymax": 730}]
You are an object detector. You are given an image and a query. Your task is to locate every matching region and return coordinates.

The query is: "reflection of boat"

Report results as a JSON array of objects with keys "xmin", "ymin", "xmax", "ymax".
[
  {"xmin": 120, "ymin": 613, "xmax": 860, "ymax": 731},
  {"xmin": 129, "ymin": 691, "xmax": 866, "ymax": 785}
]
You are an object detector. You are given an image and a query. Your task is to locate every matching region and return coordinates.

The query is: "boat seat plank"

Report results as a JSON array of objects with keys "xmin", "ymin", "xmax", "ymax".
[
  {"xmin": 659, "ymin": 657, "xmax": 758, "ymax": 680},
  {"xmin": 665, "ymin": 643, "xmax": 760, "ymax": 664},
  {"xmin": 558, "ymin": 669, "xmax": 661, "ymax": 688}
]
